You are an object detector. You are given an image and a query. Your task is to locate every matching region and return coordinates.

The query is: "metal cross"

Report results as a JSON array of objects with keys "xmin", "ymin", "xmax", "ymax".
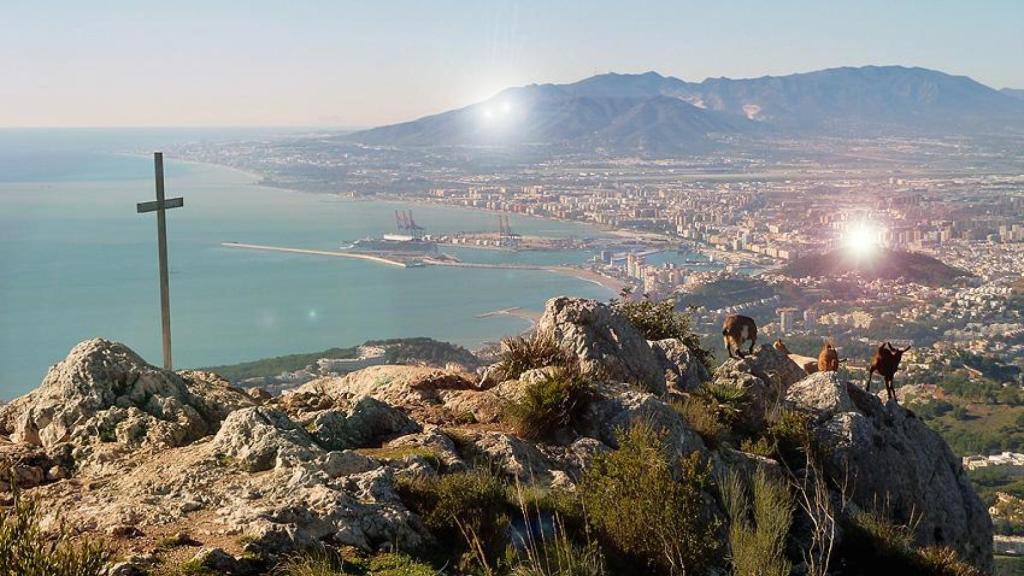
[{"xmin": 137, "ymin": 152, "xmax": 184, "ymax": 370}]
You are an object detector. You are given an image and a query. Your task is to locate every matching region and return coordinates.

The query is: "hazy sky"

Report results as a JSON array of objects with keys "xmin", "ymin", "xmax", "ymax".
[{"xmin": 3, "ymin": 0, "xmax": 1022, "ymax": 128}]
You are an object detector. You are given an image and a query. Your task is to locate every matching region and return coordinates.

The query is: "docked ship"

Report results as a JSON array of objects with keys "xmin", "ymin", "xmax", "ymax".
[{"xmin": 345, "ymin": 234, "xmax": 438, "ymax": 255}]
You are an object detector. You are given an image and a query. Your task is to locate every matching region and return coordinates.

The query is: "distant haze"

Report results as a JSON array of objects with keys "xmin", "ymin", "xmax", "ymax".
[{"xmin": 2, "ymin": 0, "xmax": 1022, "ymax": 128}]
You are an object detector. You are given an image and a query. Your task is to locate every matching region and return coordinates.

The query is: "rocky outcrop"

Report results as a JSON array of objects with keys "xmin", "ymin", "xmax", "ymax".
[
  {"xmin": 651, "ymin": 338, "xmax": 710, "ymax": 392},
  {"xmin": 579, "ymin": 381, "xmax": 705, "ymax": 459},
  {"xmin": 296, "ymin": 365, "xmax": 500, "ymax": 425},
  {"xmin": 0, "ymin": 339, "xmax": 253, "ymax": 453},
  {"xmin": 211, "ymin": 407, "xmax": 321, "ymax": 472},
  {"xmin": 709, "ymin": 344, "xmax": 807, "ymax": 428},
  {"xmin": 787, "ymin": 372, "xmax": 994, "ymax": 572},
  {"xmin": 0, "ymin": 308, "xmax": 993, "ymax": 573},
  {"xmin": 536, "ymin": 297, "xmax": 667, "ymax": 393}
]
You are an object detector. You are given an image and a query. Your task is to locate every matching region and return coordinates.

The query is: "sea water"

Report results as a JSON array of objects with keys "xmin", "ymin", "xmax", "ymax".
[{"xmin": 0, "ymin": 129, "xmax": 611, "ymax": 397}]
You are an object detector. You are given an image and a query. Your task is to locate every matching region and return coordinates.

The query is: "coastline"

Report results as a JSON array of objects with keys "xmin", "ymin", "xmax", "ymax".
[{"xmin": 173, "ymin": 156, "xmax": 629, "ymax": 294}]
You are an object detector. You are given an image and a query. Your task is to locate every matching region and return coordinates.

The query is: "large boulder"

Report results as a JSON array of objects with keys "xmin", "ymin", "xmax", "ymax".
[
  {"xmin": 536, "ymin": 297, "xmax": 666, "ymax": 393},
  {"xmin": 302, "ymin": 396, "xmax": 420, "ymax": 450},
  {"xmin": 784, "ymin": 371, "xmax": 855, "ymax": 414},
  {"xmin": 578, "ymin": 382, "xmax": 705, "ymax": 460},
  {"xmin": 211, "ymin": 407, "xmax": 321, "ymax": 472},
  {"xmin": 651, "ymin": 338, "xmax": 710, "ymax": 392},
  {"xmin": 0, "ymin": 339, "xmax": 253, "ymax": 452},
  {"xmin": 787, "ymin": 373, "xmax": 994, "ymax": 572},
  {"xmin": 709, "ymin": 344, "xmax": 807, "ymax": 428}
]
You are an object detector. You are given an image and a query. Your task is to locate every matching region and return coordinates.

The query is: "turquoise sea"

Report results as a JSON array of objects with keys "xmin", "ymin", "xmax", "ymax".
[{"xmin": 0, "ymin": 129, "xmax": 611, "ymax": 397}]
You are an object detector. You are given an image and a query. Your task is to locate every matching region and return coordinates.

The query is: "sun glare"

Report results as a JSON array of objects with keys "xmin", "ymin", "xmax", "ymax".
[
  {"xmin": 481, "ymin": 100, "xmax": 514, "ymax": 123},
  {"xmin": 844, "ymin": 222, "xmax": 882, "ymax": 258}
]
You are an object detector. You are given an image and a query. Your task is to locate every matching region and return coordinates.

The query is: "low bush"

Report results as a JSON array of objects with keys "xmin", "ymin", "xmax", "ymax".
[
  {"xmin": 578, "ymin": 421, "xmax": 720, "ymax": 574},
  {"xmin": 702, "ymin": 379, "xmax": 748, "ymax": 412},
  {"xmin": 495, "ymin": 333, "xmax": 573, "ymax": 381},
  {"xmin": 501, "ymin": 367, "xmax": 593, "ymax": 440},
  {"xmin": 670, "ymin": 396, "xmax": 727, "ymax": 447},
  {"xmin": 507, "ymin": 516, "xmax": 606, "ymax": 576},
  {"xmin": 276, "ymin": 550, "xmax": 343, "ymax": 576},
  {"xmin": 395, "ymin": 468, "xmax": 510, "ymax": 568},
  {"xmin": 276, "ymin": 550, "xmax": 437, "ymax": 576},
  {"xmin": 739, "ymin": 436, "xmax": 776, "ymax": 458},
  {"xmin": 764, "ymin": 408, "xmax": 813, "ymax": 466},
  {"xmin": 0, "ymin": 487, "xmax": 111, "ymax": 576},
  {"xmin": 611, "ymin": 296, "xmax": 714, "ymax": 372},
  {"xmin": 348, "ymin": 553, "xmax": 439, "ymax": 576},
  {"xmin": 720, "ymin": 468, "xmax": 793, "ymax": 576},
  {"xmin": 839, "ymin": 508, "xmax": 982, "ymax": 575},
  {"xmin": 670, "ymin": 379, "xmax": 748, "ymax": 447}
]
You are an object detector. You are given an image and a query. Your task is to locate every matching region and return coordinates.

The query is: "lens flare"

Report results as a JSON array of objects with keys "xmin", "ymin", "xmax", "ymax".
[{"xmin": 844, "ymin": 222, "xmax": 881, "ymax": 258}]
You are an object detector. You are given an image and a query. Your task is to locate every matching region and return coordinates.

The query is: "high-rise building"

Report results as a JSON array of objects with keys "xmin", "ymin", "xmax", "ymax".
[
  {"xmin": 778, "ymin": 307, "xmax": 798, "ymax": 335},
  {"xmin": 803, "ymin": 309, "xmax": 817, "ymax": 330}
]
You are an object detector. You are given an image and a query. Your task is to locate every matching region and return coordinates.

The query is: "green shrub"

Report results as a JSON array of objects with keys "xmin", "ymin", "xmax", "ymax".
[
  {"xmin": 670, "ymin": 379, "xmax": 748, "ymax": 447},
  {"xmin": 764, "ymin": 409, "xmax": 813, "ymax": 466},
  {"xmin": 0, "ymin": 488, "xmax": 111, "ymax": 576},
  {"xmin": 395, "ymin": 468, "xmax": 510, "ymax": 567},
  {"xmin": 276, "ymin": 550, "xmax": 438, "ymax": 576},
  {"xmin": 670, "ymin": 396, "xmax": 727, "ymax": 447},
  {"xmin": 496, "ymin": 333, "xmax": 573, "ymax": 381},
  {"xmin": 276, "ymin": 548, "xmax": 344, "ymax": 576},
  {"xmin": 839, "ymin": 508, "xmax": 982, "ymax": 575},
  {"xmin": 508, "ymin": 515, "xmax": 607, "ymax": 576},
  {"xmin": 579, "ymin": 421, "xmax": 720, "ymax": 574},
  {"xmin": 351, "ymin": 553, "xmax": 438, "ymax": 576},
  {"xmin": 720, "ymin": 469, "xmax": 793, "ymax": 576},
  {"xmin": 611, "ymin": 296, "xmax": 714, "ymax": 372},
  {"xmin": 739, "ymin": 436, "xmax": 776, "ymax": 458},
  {"xmin": 702, "ymin": 379, "xmax": 748, "ymax": 411},
  {"xmin": 915, "ymin": 546, "xmax": 984, "ymax": 576},
  {"xmin": 502, "ymin": 367, "xmax": 593, "ymax": 440}
]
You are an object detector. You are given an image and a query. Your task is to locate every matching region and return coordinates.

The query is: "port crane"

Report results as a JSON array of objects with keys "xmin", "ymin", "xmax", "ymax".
[
  {"xmin": 394, "ymin": 209, "xmax": 424, "ymax": 233},
  {"xmin": 498, "ymin": 214, "xmax": 521, "ymax": 248}
]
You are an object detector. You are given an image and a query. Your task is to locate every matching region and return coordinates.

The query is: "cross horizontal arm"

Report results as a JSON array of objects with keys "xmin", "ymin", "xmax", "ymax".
[{"xmin": 137, "ymin": 197, "xmax": 184, "ymax": 213}]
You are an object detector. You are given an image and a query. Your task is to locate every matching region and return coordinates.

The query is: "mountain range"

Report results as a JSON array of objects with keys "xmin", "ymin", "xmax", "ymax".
[{"xmin": 350, "ymin": 66, "xmax": 1024, "ymax": 155}]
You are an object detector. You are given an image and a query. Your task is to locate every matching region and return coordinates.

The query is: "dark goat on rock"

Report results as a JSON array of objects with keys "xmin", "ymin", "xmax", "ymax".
[
  {"xmin": 866, "ymin": 342, "xmax": 911, "ymax": 402},
  {"xmin": 722, "ymin": 315, "xmax": 757, "ymax": 359}
]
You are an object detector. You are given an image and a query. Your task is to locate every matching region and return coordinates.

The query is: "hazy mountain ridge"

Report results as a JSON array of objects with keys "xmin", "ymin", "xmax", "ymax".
[
  {"xmin": 350, "ymin": 66, "xmax": 1024, "ymax": 154},
  {"xmin": 1003, "ymin": 88, "xmax": 1024, "ymax": 101}
]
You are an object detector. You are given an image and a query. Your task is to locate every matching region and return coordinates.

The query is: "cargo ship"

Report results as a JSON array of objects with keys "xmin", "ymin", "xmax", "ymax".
[{"xmin": 344, "ymin": 234, "xmax": 438, "ymax": 256}]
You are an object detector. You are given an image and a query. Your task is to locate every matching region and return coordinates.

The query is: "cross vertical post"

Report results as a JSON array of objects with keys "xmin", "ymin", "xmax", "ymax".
[{"xmin": 137, "ymin": 152, "xmax": 184, "ymax": 370}]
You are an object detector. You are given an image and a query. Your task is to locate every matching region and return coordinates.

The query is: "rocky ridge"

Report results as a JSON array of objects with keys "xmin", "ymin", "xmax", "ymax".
[{"xmin": 0, "ymin": 297, "xmax": 993, "ymax": 574}]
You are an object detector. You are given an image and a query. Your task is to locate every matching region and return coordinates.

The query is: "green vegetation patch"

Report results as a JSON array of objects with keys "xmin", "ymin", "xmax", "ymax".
[
  {"xmin": 611, "ymin": 295, "xmax": 714, "ymax": 372},
  {"xmin": 578, "ymin": 421, "xmax": 720, "ymax": 574},
  {"xmin": 838, "ymin": 508, "xmax": 982, "ymax": 576},
  {"xmin": 495, "ymin": 333, "xmax": 575, "ymax": 381},
  {"xmin": 0, "ymin": 489, "xmax": 111, "ymax": 576},
  {"xmin": 720, "ymin": 468, "xmax": 793, "ymax": 576},
  {"xmin": 203, "ymin": 346, "xmax": 359, "ymax": 382},
  {"xmin": 501, "ymin": 366, "xmax": 593, "ymax": 441},
  {"xmin": 395, "ymin": 468, "xmax": 511, "ymax": 568}
]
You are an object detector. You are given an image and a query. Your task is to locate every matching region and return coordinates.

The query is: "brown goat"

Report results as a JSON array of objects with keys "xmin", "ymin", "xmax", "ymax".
[
  {"xmin": 723, "ymin": 315, "xmax": 757, "ymax": 359},
  {"xmin": 773, "ymin": 339, "xmax": 790, "ymax": 354},
  {"xmin": 818, "ymin": 341, "xmax": 839, "ymax": 372},
  {"xmin": 866, "ymin": 342, "xmax": 911, "ymax": 402}
]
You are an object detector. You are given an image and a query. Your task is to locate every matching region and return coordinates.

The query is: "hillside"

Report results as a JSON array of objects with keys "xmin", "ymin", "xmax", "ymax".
[
  {"xmin": 0, "ymin": 297, "xmax": 993, "ymax": 575},
  {"xmin": 351, "ymin": 89, "xmax": 750, "ymax": 154},
  {"xmin": 779, "ymin": 248, "xmax": 971, "ymax": 286},
  {"xmin": 348, "ymin": 66, "xmax": 1024, "ymax": 153},
  {"xmin": 202, "ymin": 337, "xmax": 480, "ymax": 384},
  {"xmin": 1003, "ymin": 88, "xmax": 1024, "ymax": 101}
]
